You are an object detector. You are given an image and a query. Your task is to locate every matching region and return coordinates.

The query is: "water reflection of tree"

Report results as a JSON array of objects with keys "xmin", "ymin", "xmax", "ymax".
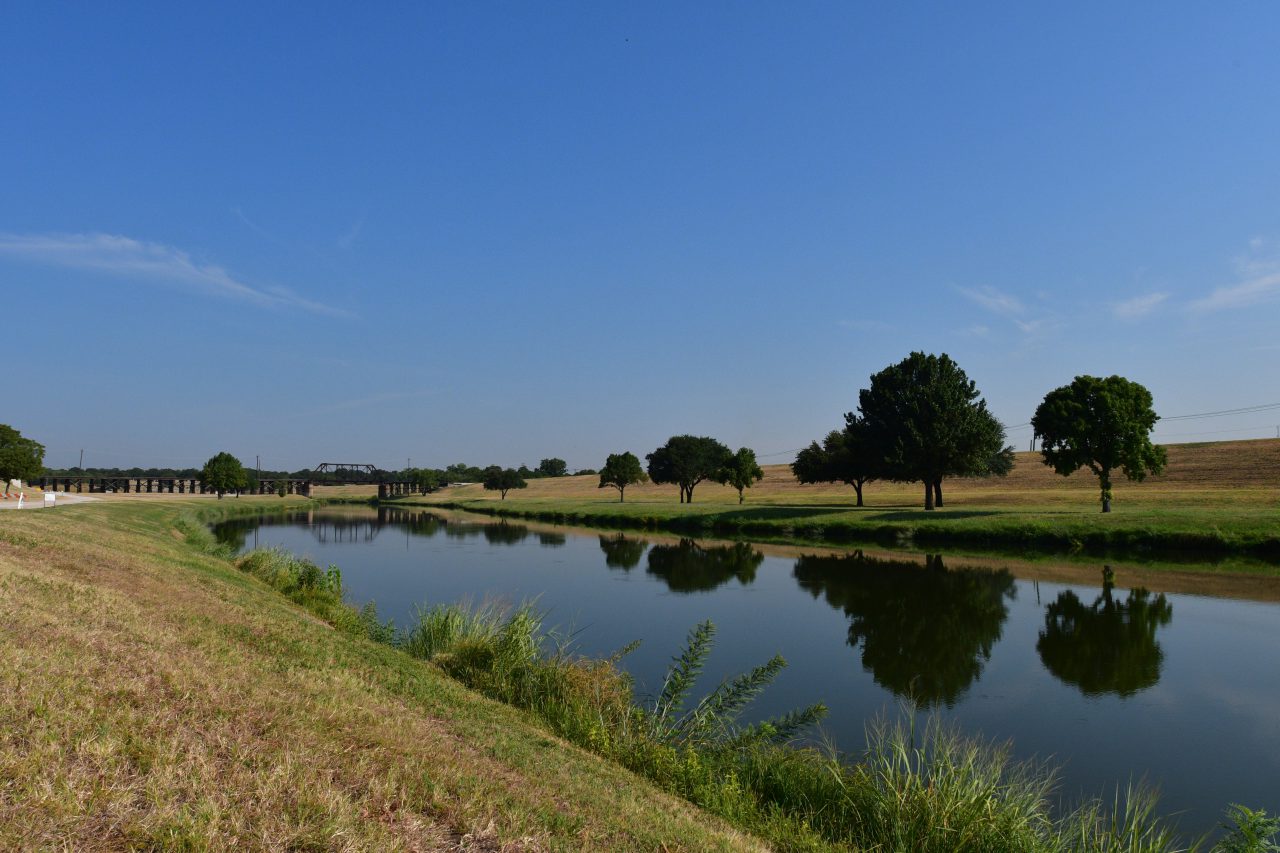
[
  {"xmin": 377, "ymin": 507, "xmax": 444, "ymax": 538},
  {"xmin": 443, "ymin": 522, "xmax": 487, "ymax": 540},
  {"xmin": 793, "ymin": 552, "xmax": 1016, "ymax": 707},
  {"xmin": 598, "ymin": 534, "xmax": 647, "ymax": 570},
  {"xmin": 1036, "ymin": 571, "xmax": 1173, "ymax": 697},
  {"xmin": 212, "ymin": 510, "xmax": 313, "ymax": 550},
  {"xmin": 212, "ymin": 521, "xmax": 250, "ymax": 551},
  {"xmin": 645, "ymin": 540, "xmax": 764, "ymax": 593},
  {"xmin": 481, "ymin": 522, "xmax": 530, "ymax": 546},
  {"xmin": 439, "ymin": 519, "xmax": 530, "ymax": 544},
  {"xmin": 537, "ymin": 532, "xmax": 567, "ymax": 548}
]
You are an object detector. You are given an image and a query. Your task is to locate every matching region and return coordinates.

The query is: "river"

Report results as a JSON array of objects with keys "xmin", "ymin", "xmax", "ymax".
[{"xmin": 215, "ymin": 505, "xmax": 1280, "ymax": 836}]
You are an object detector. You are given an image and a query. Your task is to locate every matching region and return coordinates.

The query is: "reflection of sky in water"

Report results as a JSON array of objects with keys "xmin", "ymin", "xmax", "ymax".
[{"xmin": 218, "ymin": 510, "xmax": 1280, "ymax": 836}]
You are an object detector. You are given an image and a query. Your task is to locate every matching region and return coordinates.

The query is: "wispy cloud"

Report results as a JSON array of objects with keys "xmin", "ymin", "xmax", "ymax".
[
  {"xmin": 231, "ymin": 207, "xmax": 281, "ymax": 244},
  {"xmin": 1112, "ymin": 291, "xmax": 1168, "ymax": 319},
  {"xmin": 336, "ymin": 212, "xmax": 366, "ymax": 250},
  {"xmin": 1190, "ymin": 240, "xmax": 1280, "ymax": 312},
  {"xmin": 956, "ymin": 285, "xmax": 1043, "ymax": 334},
  {"xmin": 958, "ymin": 285, "xmax": 1023, "ymax": 316},
  {"xmin": 0, "ymin": 232, "xmax": 348, "ymax": 317}
]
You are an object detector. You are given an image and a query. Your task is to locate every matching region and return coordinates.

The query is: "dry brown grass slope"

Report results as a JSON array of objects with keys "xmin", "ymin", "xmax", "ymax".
[
  {"xmin": 425, "ymin": 438, "xmax": 1280, "ymax": 509},
  {"xmin": 0, "ymin": 499, "xmax": 765, "ymax": 852}
]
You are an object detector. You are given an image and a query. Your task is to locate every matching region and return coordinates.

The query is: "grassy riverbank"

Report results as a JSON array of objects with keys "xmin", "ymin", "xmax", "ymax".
[
  {"xmin": 3, "ymin": 497, "xmax": 1270, "ymax": 850},
  {"xmin": 0, "ymin": 498, "xmax": 757, "ymax": 850},
  {"xmin": 391, "ymin": 439, "xmax": 1280, "ymax": 559}
]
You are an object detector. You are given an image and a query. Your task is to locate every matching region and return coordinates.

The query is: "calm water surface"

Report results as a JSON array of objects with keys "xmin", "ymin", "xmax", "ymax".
[{"xmin": 216, "ymin": 507, "xmax": 1280, "ymax": 835}]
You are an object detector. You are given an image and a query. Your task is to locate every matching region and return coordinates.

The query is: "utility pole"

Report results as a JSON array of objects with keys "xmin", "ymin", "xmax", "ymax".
[{"xmin": 78, "ymin": 449, "xmax": 84, "ymax": 470}]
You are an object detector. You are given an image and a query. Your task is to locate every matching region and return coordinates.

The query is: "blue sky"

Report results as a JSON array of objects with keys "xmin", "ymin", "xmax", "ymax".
[{"xmin": 3, "ymin": 3, "xmax": 1280, "ymax": 471}]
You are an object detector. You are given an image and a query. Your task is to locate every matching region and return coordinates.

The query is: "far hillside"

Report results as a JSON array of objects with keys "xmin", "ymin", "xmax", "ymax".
[{"xmin": 425, "ymin": 438, "xmax": 1280, "ymax": 509}]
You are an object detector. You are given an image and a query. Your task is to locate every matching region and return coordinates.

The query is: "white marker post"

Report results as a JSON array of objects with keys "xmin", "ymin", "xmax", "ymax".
[{"xmin": 16, "ymin": 493, "xmax": 24, "ymax": 509}]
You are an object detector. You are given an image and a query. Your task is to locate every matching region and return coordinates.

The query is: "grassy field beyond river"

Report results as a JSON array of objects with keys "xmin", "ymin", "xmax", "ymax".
[
  {"xmin": 0, "ymin": 498, "xmax": 758, "ymax": 850},
  {"xmin": 387, "ymin": 439, "xmax": 1280, "ymax": 559}
]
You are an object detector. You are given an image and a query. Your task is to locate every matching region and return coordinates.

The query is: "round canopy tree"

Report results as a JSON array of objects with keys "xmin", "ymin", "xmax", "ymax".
[
  {"xmin": 858, "ymin": 352, "xmax": 1008, "ymax": 510},
  {"xmin": 482, "ymin": 466, "xmax": 526, "ymax": 500},
  {"xmin": 0, "ymin": 424, "xmax": 45, "ymax": 486},
  {"xmin": 792, "ymin": 418, "xmax": 879, "ymax": 507},
  {"xmin": 598, "ymin": 451, "xmax": 648, "ymax": 502},
  {"xmin": 536, "ymin": 457, "xmax": 568, "ymax": 477},
  {"xmin": 201, "ymin": 452, "xmax": 248, "ymax": 499},
  {"xmin": 718, "ymin": 447, "xmax": 763, "ymax": 504},
  {"xmin": 646, "ymin": 435, "xmax": 732, "ymax": 504},
  {"xmin": 1031, "ymin": 375, "xmax": 1166, "ymax": 512}
]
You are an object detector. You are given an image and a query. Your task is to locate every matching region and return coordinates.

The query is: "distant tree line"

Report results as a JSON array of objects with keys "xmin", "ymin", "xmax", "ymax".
[
  {"xmin": 40, "ymin": 454, "xmax": 585, "ymax": 494},
  {"xmin": 595, "ymin": 352, "xmax": 1164, "ymax": 513},
  {"xmin": 591, "ymin": 438, "xmax": 764, "ymax": 504},
  {"xmin": 40, "ymin": 464, "xmax": 385, "ymax": 483},
  {"xmin": 24, "ymin": 351, "xmax": 1166, "ymax": 515}
]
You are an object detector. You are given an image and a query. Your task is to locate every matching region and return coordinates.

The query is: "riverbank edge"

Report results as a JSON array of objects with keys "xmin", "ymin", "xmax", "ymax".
[
  {"xmin": 204, "ymin": 499, "xmax": 1247, "ymax": 851},
  {"xmin": 372, "ymin": 497, "xmax": 1280, "ymax": 563},
  {"xmin": 0, "ymin": 497, "xmax": 762, "ymax": 851}
]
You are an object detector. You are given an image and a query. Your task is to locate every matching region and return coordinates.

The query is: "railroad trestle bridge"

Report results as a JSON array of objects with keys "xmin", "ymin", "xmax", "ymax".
[
  {"xmin": 34, "ymin": 476, "xmax": 312, "ymax": 496},
  {"xmin": 377, "ymin": 481, "xmax": 436, "ymax": 499}
]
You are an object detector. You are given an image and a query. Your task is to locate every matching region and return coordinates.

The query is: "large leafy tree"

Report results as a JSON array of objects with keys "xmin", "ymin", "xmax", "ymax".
[
  {"xmin": 201, "ymin": 452, "xmax": 248, "ymax": 499},
  {"xmin": 0, "ymin": 424, "xmax": 45, "ymax": 485},
  {"xmin": 481, "ymin": 466, "xmax": 526, "ymax": 500},
  {"xmin": 646, "ymin": 435, "xmax": 733, "ymax": 503},
  {"xmin": 536, "ymin": 457, "xmax": 568, "ymax": 477},
  {"xmin": 407, "ymin": 467, "xmax": 441, "ymax": 493},
  {"xmin": 1031, "ymin": 375, "xmax": 1166, "ymax": 512},
  {"xmin": 936, "ymin": 405, "xmax": 1016, "ymax": 507},
  {"xmin": 718, "ymin": 447, "xmax": 763, "ymax": 504},
  {"xmin": 858, "ymin": 352, "xmax": 1009, "ymax": 510},
  {"xmin": 792, "ymin": 418, "xmax": 879, "ymax": 507},
  {"xmin": 598, "ymin": 451, "xmax": 648, "ymax": 502}
]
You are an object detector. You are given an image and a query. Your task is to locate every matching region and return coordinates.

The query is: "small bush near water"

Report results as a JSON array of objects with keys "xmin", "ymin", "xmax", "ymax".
[
  {"xmin": 228, "ymin": 544, "xmax": 1273, "ymax": 852},
  {"xmin": 236, "ymin": 548, "xmax": 395, "ymax": 643}
]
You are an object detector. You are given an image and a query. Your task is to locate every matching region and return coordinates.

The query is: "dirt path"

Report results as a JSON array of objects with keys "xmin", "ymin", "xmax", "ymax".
[{"xmin": 0, "ymin": 493, "xmax": 99, "ymax": 510}]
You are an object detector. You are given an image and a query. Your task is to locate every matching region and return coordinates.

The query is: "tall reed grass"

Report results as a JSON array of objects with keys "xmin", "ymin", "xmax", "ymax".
[{"xmin": 227, "ymin": 543, "xmax": 1273, "ymax": 852}]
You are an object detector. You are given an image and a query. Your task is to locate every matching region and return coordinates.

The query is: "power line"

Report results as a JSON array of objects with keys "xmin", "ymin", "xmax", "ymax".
[
  {"xmin": 759, "ymin": 447, "xmax": 805, "ymax": 458},
  {"xmin": 1159, "ymin": 402, "xmax": 1280, "ymax": 421},
  {"xmin": 1152, "ymin": 424, "xmax": 1280, "ymax": 439},
  {"xmin": 1005, "ymin": 400, "xmax": 1280, "ymax": 431}
]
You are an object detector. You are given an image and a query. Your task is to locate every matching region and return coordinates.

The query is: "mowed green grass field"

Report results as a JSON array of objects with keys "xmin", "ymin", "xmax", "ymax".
[{"xmin": 386, "ymin": 439, "xmax": 1280, "ymax": 557}]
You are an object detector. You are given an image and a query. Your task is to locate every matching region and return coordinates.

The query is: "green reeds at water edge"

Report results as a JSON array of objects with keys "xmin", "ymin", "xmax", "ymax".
[{"xmin": 231, "ymin": 546, "xmax": 1275, "ymax": 853}]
